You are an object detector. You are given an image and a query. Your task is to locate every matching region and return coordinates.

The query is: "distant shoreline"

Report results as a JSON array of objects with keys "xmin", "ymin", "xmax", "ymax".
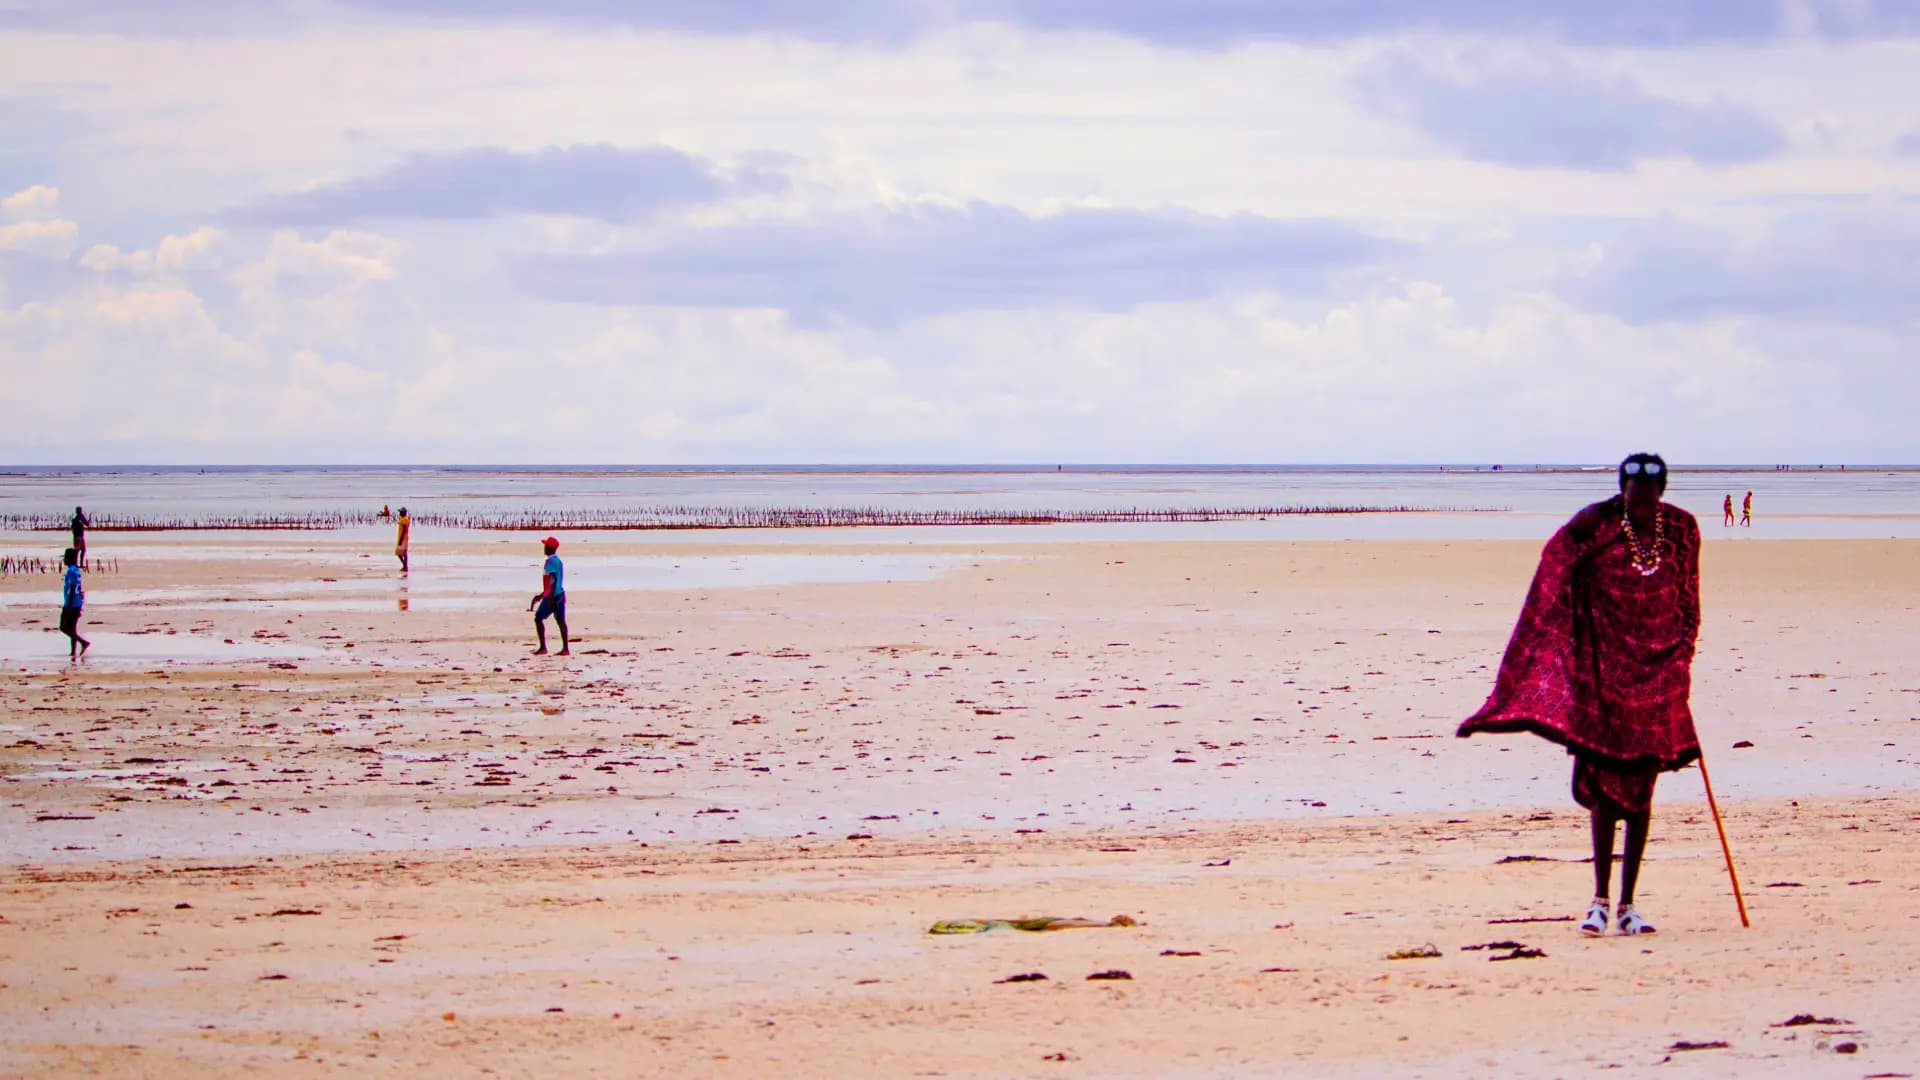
[
  {"xmin": 2, "ymin": 504, "xmax": 1488, "ymax": 533},
  {"xmin": 3, "ymin": 463, "xmax": 1914, "ymax": 477}
]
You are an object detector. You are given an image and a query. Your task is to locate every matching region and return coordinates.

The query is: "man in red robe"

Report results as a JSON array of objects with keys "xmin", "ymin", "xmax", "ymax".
[{"xmin": 1459, "ymin": 453, "xmax": 1701, "ymax": 936}]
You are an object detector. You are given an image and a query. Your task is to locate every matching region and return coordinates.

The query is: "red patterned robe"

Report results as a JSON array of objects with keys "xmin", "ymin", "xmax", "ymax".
[{"xmin": 1458, "ymin": 502, "xmax": 1702, "ymax": 814}]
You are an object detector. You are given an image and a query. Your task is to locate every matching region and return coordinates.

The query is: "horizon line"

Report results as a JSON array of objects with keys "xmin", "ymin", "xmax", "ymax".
[{"xmin": 4, "ymin": 462, "xmax": 1910, "ymax": 473}]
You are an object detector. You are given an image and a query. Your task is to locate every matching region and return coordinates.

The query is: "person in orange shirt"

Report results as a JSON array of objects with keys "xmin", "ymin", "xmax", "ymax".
[
  {"xmin": 1741, "ymin": 491, "xmax": 1753, "ymax": 527},
  {"xmin": 395, "ymin": 507, "xmax": 411, "ymax": 573}
]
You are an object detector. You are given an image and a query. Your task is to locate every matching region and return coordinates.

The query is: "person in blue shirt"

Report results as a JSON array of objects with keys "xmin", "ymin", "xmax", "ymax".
[
  {"xmin": 531, "ymin": 536, "xmax": 569, "ymax": 656},
  {"xmin": 60, "ymin": 547, "xmax": 89, "ymax": 660}
]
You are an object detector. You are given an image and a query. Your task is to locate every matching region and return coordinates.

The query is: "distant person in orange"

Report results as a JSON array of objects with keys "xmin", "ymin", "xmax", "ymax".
[
  {"xmin": 1741, "ymin": 491, "xmax": 1753, "ymax": 527},
  {"xmin": 395, "ymin": 507, "xmax": 411, "ymax": 573},
  {"xmin": 1722, "ymin": 494, "xmax": 1734, "ymax": 527}
]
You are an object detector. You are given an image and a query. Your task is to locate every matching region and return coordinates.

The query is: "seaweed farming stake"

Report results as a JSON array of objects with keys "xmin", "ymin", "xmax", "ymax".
[{"xmin": 1697, "ymin": 749, "xmax": 1749, "ymax": 928}]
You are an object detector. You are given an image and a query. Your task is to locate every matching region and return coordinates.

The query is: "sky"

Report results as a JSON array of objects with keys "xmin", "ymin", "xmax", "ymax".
[{"xmin": 2, "ymin": 0, "xmax": 1918, "ymax": 464}]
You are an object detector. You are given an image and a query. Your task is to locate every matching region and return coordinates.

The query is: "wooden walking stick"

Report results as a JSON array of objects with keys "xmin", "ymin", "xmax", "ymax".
[{"xmin": 1696, "ymin": 750, "xmax": 1750, "ymax": 928}]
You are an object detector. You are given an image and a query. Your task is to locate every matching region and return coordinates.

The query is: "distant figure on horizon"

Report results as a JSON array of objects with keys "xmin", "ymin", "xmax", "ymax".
[
  {"xmin": 1741, "ymin": 491, "xmax": 1753, "ymax": 527},
  {"xmin": 1459, "ymin": 453, "xmax": 1702, "ymax": 938},
  {"xmin": 70, "ymin": 506, "xmax": 89, "ymax": 562},
  {"xmin": 1723, "ymin": 494, "xmax": 1735, "ymax": 527},
  {"xmin": 60, "ymin": 547, "xmax": 89, "ymax": 661},
  {"xmin": 532, "ymin": 536, "xmax": 569, "ymax": 656},
  {"xmin": 395, "ymin": 507, "xmax": 411, "ymax": 573}
]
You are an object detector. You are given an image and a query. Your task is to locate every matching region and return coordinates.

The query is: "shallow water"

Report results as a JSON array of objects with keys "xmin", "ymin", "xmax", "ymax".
[
  {"xmin": 6, "ymin": 465, "xmax": 1917, "ymax": 539},
  {"xmin": 392, "ymin": 551, "xmax": 1003, "ymax": 593},
  {"xmin": 0, "ymin": 552, "xmax": 1003, "ymax": 620},
  {"xmin": 0, "ymin": 628, "xmax": 319, "ymax": 667}
]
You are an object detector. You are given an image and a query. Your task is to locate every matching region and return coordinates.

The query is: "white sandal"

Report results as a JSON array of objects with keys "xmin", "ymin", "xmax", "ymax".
[
  {"xmin": 1579, "ymin": 898, "xmax": 1610, "ymax": 937},
  {"xmin": 1617, "ymin": 904, "xmax": 1656, "ymax": 935}
]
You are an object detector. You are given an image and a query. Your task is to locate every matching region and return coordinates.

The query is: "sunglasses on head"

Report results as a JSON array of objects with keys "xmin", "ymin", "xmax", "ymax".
[{"xmin": 1622, "ymin": 461, "xmax": 1664, "ymax": 476}]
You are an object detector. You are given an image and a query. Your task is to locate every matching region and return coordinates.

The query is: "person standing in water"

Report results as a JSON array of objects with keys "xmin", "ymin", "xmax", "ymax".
[
  {"xmin": 60, "ymin": 547, "xmax": 90, "ymax": 660},
  {"xmin": 1458, "ymin": 453, "xmax": 1702, "ymax": 936},
  {"xmin": 532, "ymin": 536, "xmax": 569, "ymax": 656},
  {"xmin": 71, "ymin": 507, "xmax": 90, "ymax": 562},
  {"xmin": 1741, "ymin": 491, "xmax": 1753, "ymax": 527},
  {"xmin": 395, "ymin": 507, "xmax": 411, "ymax": 573}
]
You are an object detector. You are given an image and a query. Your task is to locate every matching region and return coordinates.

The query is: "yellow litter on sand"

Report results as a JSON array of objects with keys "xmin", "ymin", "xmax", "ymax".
[{"xmin": 928, "ymin": 915, "xmax": 1138, "ymax": 935}]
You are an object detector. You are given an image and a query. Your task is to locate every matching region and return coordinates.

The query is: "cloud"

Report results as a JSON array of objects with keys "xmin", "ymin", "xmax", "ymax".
[
  {"xmin": 81, "ymin": 227, "xmax": 230, "ymax": 276},
  {"xmin": 1353, "ymin": 52, "xmax": 1786, "ymax": 170},
  {"xmin": 17, "ymin": 262, "xmax": 1912, "ymax": 463},
  {"xmin": 0, "ymin": 0, "xmax": 306, "ymax": 34},
  {"xmin": 227, "ymin": 144, "xmax": 784, "ymax": 225},
  {"xmin": 1559, "ymin": 207, "xmax": 1920, "ymax": 327},
  {"xmin": 0, "ymin": 217, "xmax": 79, "ymax": 259},
  {"xmin": 511, "ymin": 202, "xmax": 1402, "ymax": 323},
  {"xmin": 35, "ymin": 0, "xmax": 1913, "ymax": 45},
  {"xmin": 0, "ymin": 216, "xmax": 450, "ymax": 455},
  {"xmin": 978, "ymin": 0, "xmax": 1796, "ymax": 48},
  {"xmin": 0, "ymin": 187, "xmax": 77, "ymax": 258},
  {"xmin": 2, "ymin": 184, "xmax": 61, "ymax": 219},
  {"xmin": 344, "ymin": 0, "xmax": 936, "ymax": 39},
  {"xmin": 6, "ymin": 188, "xmax": 1917, "ymax": 463},
  {"xmin": 13, "ymin": 0, "xmax": 1920, "ymax": 44},
  {"xmin": 1896, "ymin": 130, "xmax": 1920, "ymax": 156}
]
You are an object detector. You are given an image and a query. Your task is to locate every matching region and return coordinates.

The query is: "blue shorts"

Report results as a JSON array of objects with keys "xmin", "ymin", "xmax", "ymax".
[{"xmin": 535, "ymin": 593, "xmax": 567, "ymax": 621}]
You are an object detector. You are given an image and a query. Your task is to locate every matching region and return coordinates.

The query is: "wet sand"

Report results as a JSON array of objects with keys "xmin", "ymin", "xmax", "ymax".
[{"xmin": 2, "ymin": 532, "xmax": 1917, "ymax": 1075}]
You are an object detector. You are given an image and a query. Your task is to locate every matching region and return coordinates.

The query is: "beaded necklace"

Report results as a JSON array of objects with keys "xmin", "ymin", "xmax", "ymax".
[{"xmin": 1620, "ymin": 505, "xmax": 1665, "ymax": 577}]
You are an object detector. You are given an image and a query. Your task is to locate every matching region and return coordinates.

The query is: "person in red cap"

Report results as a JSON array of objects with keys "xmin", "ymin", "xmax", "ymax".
[{"xmin": 530, "ymin": 536, "xmax": 569, "ymax": 655}]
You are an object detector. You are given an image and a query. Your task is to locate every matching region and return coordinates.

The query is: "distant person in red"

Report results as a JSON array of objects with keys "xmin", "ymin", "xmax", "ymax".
[
  {"xmin": 531, "ymin": 536, "xmax": 569, "ymax": 656},
  {"xmin": 1722, "ymin": 494, "xmax": 1735, "ymax": 527},
  {"xmin": 1459, "ymin": 453, "xmax": 1702, "ymax": 937},
  {"xmin": 1741, "ymin": 491, "xmax": 1753, "ymax": 527}
]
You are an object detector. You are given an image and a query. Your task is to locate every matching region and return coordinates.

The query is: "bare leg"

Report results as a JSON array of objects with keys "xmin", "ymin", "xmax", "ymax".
[
  {"xmin": 533, "ymin": 617, "xmax": 548, "ymax": 655},
  {"xmin": 1590, "ymin": 806, "xmax": 1618, "ymax": 900},
  {"xmin": 1619, "ymin": 810, "xmax": 1652, "ymax": 906},
  {"xmin": 62, "ymin": 610, "xmax": 88, "ymax": 660},
  {"xmin": 555, "ymin": 615, "xmax": 570, "ymax": 656}
]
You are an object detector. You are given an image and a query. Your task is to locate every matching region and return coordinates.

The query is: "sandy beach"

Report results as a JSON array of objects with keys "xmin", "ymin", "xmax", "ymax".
[{"xmin": 3, "ymin": 530, "xmax": 1917, "ymax": 1076}]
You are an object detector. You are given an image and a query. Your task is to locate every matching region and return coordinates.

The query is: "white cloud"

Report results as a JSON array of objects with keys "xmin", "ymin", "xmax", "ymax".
[
  {"xmin": 157, "ymin": 227, "xmax": 229, "ymax": 272},
  {"xmin": 8, "ymin": 224, "xmax": 1908, "ymax": 463},
  {"xmin": 6, "ymin": 22, "xmax": 1918, "ymax": 228},
  {"xmin": 79, "ymin": 227, "xmax": 227, "ymax": 277},
  {"xmin": 79, "ymin": 243, "xmax": 152, "ymax": 274},
  {"xmin": 2, "ymin": 17, "xmax": 1918, "ymax": 463},
  {"xmin": 0, "ymin": 216, "xmax": 77, "ymax": 258},
  {"xmin": 2, "ymin": 184, "xmax": 61, "ymax": 219}
]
